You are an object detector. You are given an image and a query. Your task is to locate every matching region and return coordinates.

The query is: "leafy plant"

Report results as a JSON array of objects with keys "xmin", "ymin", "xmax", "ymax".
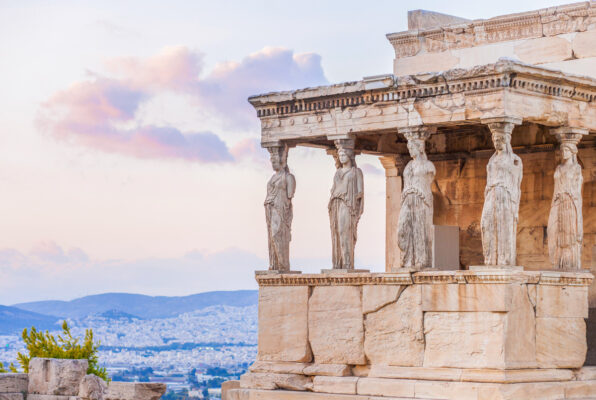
[
  {"xmin": 17, "ymin": 321, "xmax": 108, "ymax": 381},
  {"xmin": 0, "ymin": 362, "xmax": 17, "ymax": 373}
]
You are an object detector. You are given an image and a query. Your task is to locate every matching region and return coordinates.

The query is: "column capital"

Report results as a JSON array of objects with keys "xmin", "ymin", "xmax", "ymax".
[
  {"xmin": 398, "ymin": 125, "xmax": 436, "ymax": 141},
  {"xmin": 550, "ymin": 127, "xmax": 589, "ymax": 146},
  {"xmin": 481, "ymin": 116, "xmax": 523, "ymax": 126},
  {"xmin": 326, "ymin": 133, "xmax": 355, "ymax": 142},
  {"xmin": 261, "ymin": 140, "xmax": 285, "ymax": 149},
  {"xmin": 379, "ymin": 155, "xmax": 406, "ymax": 177},
  {"xmin": 481, "ymin": 116, "xmax": 522, "ymax": 136}
]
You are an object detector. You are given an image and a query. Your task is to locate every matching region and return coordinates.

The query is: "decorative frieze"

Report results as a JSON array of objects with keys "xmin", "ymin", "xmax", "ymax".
[
  {"xmin": 254, "ymin": 270, "xmax": 592, "ymax": 287},
  {"xmin": 249, "ymin": 60, "xmax": 596, "ymax": 132},
  {"xmin": 386, "ymin": 2, "xmax": 595, "ymax": 58}
]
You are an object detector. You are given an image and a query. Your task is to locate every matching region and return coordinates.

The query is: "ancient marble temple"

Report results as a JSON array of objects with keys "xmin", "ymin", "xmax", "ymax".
[{"xmin": 224, "ymin": 2, "xmax": 596, "ymax": 399}]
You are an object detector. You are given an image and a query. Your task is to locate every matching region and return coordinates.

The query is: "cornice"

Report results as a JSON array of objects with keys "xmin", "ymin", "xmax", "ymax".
[{"xmin": 248, "ymin": 60, "xmax": 596, "ymax": 119}]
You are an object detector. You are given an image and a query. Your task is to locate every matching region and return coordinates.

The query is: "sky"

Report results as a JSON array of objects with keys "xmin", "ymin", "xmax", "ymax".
[{"xmin": 0, "ymin": 0, "xmax": 575, "ymax": 304}]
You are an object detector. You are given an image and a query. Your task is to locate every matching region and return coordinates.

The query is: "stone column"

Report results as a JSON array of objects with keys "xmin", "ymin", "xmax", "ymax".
[
  {"xmin": 379, "ymin": 156, "xmax": 404, "ymax": 272},
  {"xmin": 480, "ymin": 117, "xmax": 523, "ymax": 267},
  {"xmin": 548, "ymin": 127, "xmax": 588, "ymax": 270}
]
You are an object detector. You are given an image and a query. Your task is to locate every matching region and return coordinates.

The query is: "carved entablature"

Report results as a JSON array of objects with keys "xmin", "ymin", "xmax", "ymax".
[
  {"xmin": 254, "ymin": 270, "xmax": 593, "ymax": 287},
  {"xmin": 386, "ymin": 1, "xmax": 596, "ymax": 57},
  {"xmin": 249, "ymin": 60, "xmax": 596, "ymax": 146}
]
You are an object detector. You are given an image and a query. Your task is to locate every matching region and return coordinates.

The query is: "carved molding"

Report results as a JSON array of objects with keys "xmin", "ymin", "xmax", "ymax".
[
  {"xmin": 254, "ymin": 270, "xmax": 593, "ymax": 287},
  {"xmin": 250, "ymin": 60, "xmax": 596, "ymax": 122},
  {"xmin": 386, "ymin": 2, "xmax": 595, "ymax": 58}
]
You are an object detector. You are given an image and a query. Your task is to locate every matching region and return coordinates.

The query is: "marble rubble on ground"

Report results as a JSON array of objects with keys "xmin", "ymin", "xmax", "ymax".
[{"xmin": 0, "ymin": 358, "xmax": 166, "ymax": 400}]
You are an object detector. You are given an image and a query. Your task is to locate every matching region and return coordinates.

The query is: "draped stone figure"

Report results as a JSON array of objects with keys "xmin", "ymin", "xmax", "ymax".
[
  {"xmin": 548, "ymin": 130, "xmax": 586, "ymax": 270},
  {"xmin": 397, "ymin": 129, "xmax": 436, "ymax": 270},
  {"xmin": 481, "ymin": 122, "xmax": 523, "ymax": 266},
  {"xmin": 329, "ymin": 145, "xmax": 364, "ymax": 270},
  {"xmin": 264, "ymin": 145, "xmax": 296, "ymax": 271}
]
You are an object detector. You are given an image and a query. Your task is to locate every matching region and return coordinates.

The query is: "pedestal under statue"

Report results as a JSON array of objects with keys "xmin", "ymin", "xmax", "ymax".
[
  {"xmin": 397, "ymin": 127, "xmax": 436, "ymax": 270},
  {"xmin": 481, "ymin": 119, "xmax": 523, "ymax": 266},
  {"xmin": 329, "ymin": 142, "xmax": 364, "ymax": 270},
  {"xmin": 264, "ymin": 145, "xmax": 295, "ymax": 271}
]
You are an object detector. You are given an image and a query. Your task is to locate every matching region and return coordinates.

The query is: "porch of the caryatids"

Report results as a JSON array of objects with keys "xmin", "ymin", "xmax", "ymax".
[
  {"xmin": 480, "ymin": 117, "xmax": 523, "ymax": 267},
  {"xmin": 548, "ymin": 127, "xmax": 588, "ymax": 270}
]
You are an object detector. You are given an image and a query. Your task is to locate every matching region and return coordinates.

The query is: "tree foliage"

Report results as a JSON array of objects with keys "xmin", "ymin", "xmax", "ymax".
[
  {"xmin": 0, "ymin": 362, "xmax": 17, "ymax": 373},
  {"xmin": 17, "ymin": 321, "xmax": 108, "ymax": 381}
]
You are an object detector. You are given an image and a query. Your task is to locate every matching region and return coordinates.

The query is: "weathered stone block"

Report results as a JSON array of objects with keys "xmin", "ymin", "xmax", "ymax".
[
  {"xmin": 537, "ymin": 285, "xmax": 588, "ymax": 318},
  {"xmin": 258, "ymin": 286, "xmax": 311, "ymax": 363},
  {"xmin": 0, "ymin": 394, "xmax": 24, "ymax": 400},
  {"xmin": 28, "ymin": 358, "xmax": 88, "ymax": 396},
  {"xmin": 105, "ymin": 382, "xmax": 165, "ymax": 400},
  {"xmin": 308, "ymin": 286, "xmax": 364, "ymax": 365},
  {"xmin": 221, "ymin": 380, "xmax": 239, "ymax": 400},
  {"xmin": 421, "ymin": 283, "xmax": 510, "ymax": 311},
  {"xmin": 572, "ymin": 31, "xmax": 596, "ymax": 59},
  {"xmin": 364, "ymin": 285, "xmax": 424, "ymax": 366},
  {"xmin": 302, "ymin": 364, "xmax": 351, "ymax": 377},
  {"xmin": 240, "ymin": 372, "xmax": 312, "ymax": 391},
  {"xmin": 478, "ymin": 381, "xmax": 565, "ymax": 400},
  {"xmin": 312, "ymin": 377, "xmax": 358, "ymax": 395},
  {"xmin": 536, "ymin": 317, "xmax": 587, "ymax": 368},
  {"xmin": 22, "ymin": 396, "xmax": 77, "ymax": 400},
  {"xmin": 248, "ymin": 361, "xmax": 307, "ymax": 375},
  {"xmin": 356, "ymin": 377, "xmax": 414, "ymax": 397},
  {"xmin": 79, "ymin": 374, "xmax": 107, "ymax": 400},
  {"xmin": 362, "ymin": 285, "xmax": 402, "ymax": 314},
  {"xmin": 0, "ymin": 374, "xmax": 27, "ymax": 393},
  {"xmin": 424, "ymin": 311, "xmax": 508, "ymax": 368},
  {"xmin": 424, "ymin": 283, "xmax": 536, "ymax": 369},
  {"xmin": 514, "ymin": 36, "xmax": 572, "ymax": 64}
]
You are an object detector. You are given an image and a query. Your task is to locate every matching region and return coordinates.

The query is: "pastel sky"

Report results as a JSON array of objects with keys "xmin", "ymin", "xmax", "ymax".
[{"xmin": 0, "ymin": 0, "xmax": 571, "ymax": 304}]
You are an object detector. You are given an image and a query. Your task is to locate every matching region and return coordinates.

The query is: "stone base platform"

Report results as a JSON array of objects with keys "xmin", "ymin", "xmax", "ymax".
[
  {"xmin": 239, "ymin": 269, "xmax": 596, "ymax": 399},
  {"xmin": 224, "ymin": 366, "xmax": 596, "ymax": 399}
]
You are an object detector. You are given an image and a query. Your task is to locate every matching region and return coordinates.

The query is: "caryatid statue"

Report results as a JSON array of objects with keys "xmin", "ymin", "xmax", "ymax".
[
  {"xmin": 397, "ymin": 127, "xmax": 436, "ymax": 270},
  {"xmin": 328, "ymin": 140, "xmax": 364, "ymax": 270},
  {"xmin": 481, "ymin": 118, "xmax": 523, "ymax": 266},
  {"xmin": 264, "ymin": 144, "xmax": 296, "ymax": 271},
  {"xmin": 547, "ymin": 128, "xmax": 588, "ymax": 270}
]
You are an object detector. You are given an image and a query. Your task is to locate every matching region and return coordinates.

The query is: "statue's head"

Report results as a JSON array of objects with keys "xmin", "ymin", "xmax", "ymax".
[
  {"xmin": 560, "ymin": 142, "xmax": 577, "ymax": 162},
  {"xmin": 268, "ymin": 145, "xmax": 288, "ymax": 172},
  {"xmin": 338, "ymin": 148, "xmax": 353, "ymax": 167},
  {"xmin": 407, "ymin": 139, "xmax": 425, "ymax": 158},
  {"xmin": 492, "ymin": 132, "xmax": 511, "ymax": 152}
]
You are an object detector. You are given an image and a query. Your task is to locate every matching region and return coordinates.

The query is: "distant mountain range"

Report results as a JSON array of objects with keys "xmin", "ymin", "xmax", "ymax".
[
  {"xmin": 0, "ymin": 290, "xmax": 258, "ymax": 335},
  {"xmin": 0, "ymin": 305, "xmax": 61, "ymax": 335}
]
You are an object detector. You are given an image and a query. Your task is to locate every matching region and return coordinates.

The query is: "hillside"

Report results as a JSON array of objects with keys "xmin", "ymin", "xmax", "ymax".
[
  {"xmin": 0, "ymin": 305, "xmax": 61, "ymax": 335},
  {"xmin": 13, "ymin": 290, "xmax": 258, "ymax": 319}
]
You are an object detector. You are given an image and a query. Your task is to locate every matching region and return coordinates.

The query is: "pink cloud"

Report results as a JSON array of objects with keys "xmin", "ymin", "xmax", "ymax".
[
  {"xmin": 38, "ymin": 46, "xmax": 327, "ymax": 162},
  {"xmin": 197, "ymin": 47, "xmax": 327, "ymax": 127},
  {"xmin": 230, "ymin": 138, "xmax": 268, "ymax": 165}
]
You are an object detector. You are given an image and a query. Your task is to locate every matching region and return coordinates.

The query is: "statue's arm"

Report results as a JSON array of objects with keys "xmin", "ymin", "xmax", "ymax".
[
  {"xmin": 513, "ymin": 157, "xmax": 523, "ymax": 211},
  {"xmin": 287, "ymin": 173, "xmax": 296, "ymax": 199}
]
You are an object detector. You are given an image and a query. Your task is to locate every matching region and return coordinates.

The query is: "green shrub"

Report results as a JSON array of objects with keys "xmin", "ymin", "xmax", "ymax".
[
  {"xmin": 17, "ymin": 321, "xmax": 108, "ymax": 381},
  {"xmin": 0, "ymin": 362, "xmax": 17, "ymax": 373}
]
